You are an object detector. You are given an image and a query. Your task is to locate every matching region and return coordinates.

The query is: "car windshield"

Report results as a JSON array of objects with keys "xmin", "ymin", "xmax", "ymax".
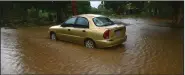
[{"xmin": 93, "ymin": 17, "xmax": 114, "ymax": 27}]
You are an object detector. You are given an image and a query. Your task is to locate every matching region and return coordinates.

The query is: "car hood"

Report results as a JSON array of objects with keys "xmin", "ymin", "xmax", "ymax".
[{"xmin": 49, "ymin": 25, "xmax": 60, "ymax": 29}]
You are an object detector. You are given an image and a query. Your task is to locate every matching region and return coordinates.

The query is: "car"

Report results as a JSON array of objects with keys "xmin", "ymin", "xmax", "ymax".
[{"xmin": 48, "ymin": 14, "xmax": 127, "ymax": 48}]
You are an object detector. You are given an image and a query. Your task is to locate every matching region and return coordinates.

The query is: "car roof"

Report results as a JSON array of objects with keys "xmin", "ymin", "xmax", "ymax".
[{"xmin": 75, "ymin": 14, "xmax": 106, "ymax": 18}]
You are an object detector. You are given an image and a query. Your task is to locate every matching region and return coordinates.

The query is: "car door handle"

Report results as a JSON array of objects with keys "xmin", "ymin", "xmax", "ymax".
[
  {"xmin": 82, "ymin": 30, "xmax": 86, "ymax": 32},
  {"xmin": 68, "ymin": 29, "xmax": 70, "ymax": 31}
]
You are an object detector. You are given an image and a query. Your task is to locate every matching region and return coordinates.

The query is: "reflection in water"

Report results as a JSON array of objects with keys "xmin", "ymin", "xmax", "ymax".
[{"xmin": 1, "ymin": 18, "xmax": 184, "ymax": 74}]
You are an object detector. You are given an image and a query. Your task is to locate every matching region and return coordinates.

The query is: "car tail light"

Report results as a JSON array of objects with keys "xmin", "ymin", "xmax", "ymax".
[{"xmin": 103, "ymin": 30, "xmax": 110, "ymax": 39}]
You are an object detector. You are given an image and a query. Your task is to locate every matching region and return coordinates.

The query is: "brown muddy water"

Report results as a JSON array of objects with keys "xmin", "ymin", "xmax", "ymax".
[{"xmin": 1, "ymin": 18, "xmax": 184, "ymax": 74}]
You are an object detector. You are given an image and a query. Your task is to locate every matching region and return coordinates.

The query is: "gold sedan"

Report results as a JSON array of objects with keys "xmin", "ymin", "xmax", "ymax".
[{"xmin": 49, "ymin": 14, "xmax": 127, "ymax": 48}]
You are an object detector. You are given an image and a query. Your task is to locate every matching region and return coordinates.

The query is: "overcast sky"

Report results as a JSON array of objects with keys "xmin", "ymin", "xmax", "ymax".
[{"xmin": 90, "ymin": 1, "xmax": 101, "ymax": 8}]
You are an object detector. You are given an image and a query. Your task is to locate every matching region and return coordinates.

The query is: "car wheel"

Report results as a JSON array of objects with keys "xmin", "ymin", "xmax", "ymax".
[
  {"xmin": 50, "ymin": 33, "xmax": 57, "ymax": 40},
  {"xmin": 85, "ymin": 39, "xmax": 95, "ymax": 48}
]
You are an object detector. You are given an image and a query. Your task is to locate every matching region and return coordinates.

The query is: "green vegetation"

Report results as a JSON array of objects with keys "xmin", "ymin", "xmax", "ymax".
[
  {"xmin": 92, "ymin": 1, "xmax": 183, "ymax": 27},
  {"xmin": 0, "ymin": 1, "xmax": 183, "ymax": 28}
]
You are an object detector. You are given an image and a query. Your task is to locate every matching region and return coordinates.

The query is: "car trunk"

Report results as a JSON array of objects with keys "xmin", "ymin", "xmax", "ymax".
[{"xmin": 101, "ymin": 24, "xmax": 126, "ymax": 40}]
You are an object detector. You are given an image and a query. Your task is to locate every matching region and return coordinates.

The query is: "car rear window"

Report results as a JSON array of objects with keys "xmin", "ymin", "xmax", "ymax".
[{"xmin": 93, "ymin": 17, "xmax": 114, "ymax": 27}]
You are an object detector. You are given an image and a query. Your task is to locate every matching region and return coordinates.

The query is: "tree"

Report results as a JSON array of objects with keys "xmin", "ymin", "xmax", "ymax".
[{"xmin": 76, "ymin": 1, "xmax": 91, "ymax": 14}]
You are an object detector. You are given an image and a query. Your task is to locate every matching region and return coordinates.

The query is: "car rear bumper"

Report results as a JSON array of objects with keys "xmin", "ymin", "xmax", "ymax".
[{"xmin": 95, "ymin": 35, "xmax": 127, "ymax": 48}]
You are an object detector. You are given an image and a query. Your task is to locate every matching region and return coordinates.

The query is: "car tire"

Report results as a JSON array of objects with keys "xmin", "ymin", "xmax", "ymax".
[
  {"xmin": 84, "ymin": 39, "xmax": 96, "ymax": 48},
  {"xmin": 50, "ymin": 33, "xmax": 57, "ymax": 41}
]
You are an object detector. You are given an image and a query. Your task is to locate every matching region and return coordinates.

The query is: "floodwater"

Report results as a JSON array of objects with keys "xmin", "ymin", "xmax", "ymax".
[{"xmin": 1, "ymin": 18, "xmax": 184, "ymax": 74}]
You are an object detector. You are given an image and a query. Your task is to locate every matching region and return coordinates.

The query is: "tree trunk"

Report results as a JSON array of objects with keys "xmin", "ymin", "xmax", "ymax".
[
  {"xmin": 61, "ymin": 8, "xmax": 66, "ymax": 22},
  {"xmin": 171, "ymin": 2, "xmax": 184, "ymax": 27},
  {"xmin": 56, "ymin": 7, "xmax": 61, "ymax": 23},
  {"xmin": 175, "ymin": 7, "xmax": 184, "ymax": 28},
  {"xmin": 56, "ymin": 7, "xmax": 66, "ymax": 23},
  {"xmin": 22, "ymin": 8, "xmax": 28, "ymax": 23},
  {"xmin": 154, "ymin": 8, "xmax": 157, "ymax": 16},
  {"xmin": 0, "ymin": 4, "xmax": 3, "ymax": 26}
]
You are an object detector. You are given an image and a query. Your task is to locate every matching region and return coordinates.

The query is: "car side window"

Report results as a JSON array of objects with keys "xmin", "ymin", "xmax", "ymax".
[
  {"xmin": 63, "ymin": 17, "xmax": 77, "ymax": 27},
  {"xmin": 74, "ymin": 17, "xmax": 89, "ymax": 28}
]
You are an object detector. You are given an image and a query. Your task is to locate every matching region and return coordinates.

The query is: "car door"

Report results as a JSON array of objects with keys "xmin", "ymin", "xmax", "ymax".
[
  {"xmin": 70, "ymin": 17, "xmax": 89, "ymax": 44},
  {"xmin": 56, "ymin": 17, "xmax": 77, "ymax": 42}
]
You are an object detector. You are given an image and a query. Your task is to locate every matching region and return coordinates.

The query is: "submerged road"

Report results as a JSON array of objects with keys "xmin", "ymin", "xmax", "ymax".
[{"xmin": 1, "ymin": 18, "xmax": 183, "ymax": 74}]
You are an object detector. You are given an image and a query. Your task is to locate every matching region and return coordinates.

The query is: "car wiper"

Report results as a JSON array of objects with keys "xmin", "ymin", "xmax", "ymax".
[
  {"xmin": 100, "ymin": 24, "xmax": 110, "ymax": 27},
  {"xmin": 104, "ymin": 23, "xmax": 114, "ymax": 26},
  {"xmin": 103, "ymin": 24, "xmax": 110, "ymax": 26}
]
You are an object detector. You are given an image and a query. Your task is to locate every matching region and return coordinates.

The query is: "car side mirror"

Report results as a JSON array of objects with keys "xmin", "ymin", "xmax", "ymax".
[
  {"xmin": 60, "ymin": 23, "xmax": 66, "ymax": 27},
  {"xmin": 62, "ymin": 24, "xmax": 66, "ymax": 27}
]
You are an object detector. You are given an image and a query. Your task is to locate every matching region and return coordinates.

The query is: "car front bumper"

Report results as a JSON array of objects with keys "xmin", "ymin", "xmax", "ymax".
[{"xmin": 95, "ymin": 35, "xmax": 127, "ymax": 48}]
